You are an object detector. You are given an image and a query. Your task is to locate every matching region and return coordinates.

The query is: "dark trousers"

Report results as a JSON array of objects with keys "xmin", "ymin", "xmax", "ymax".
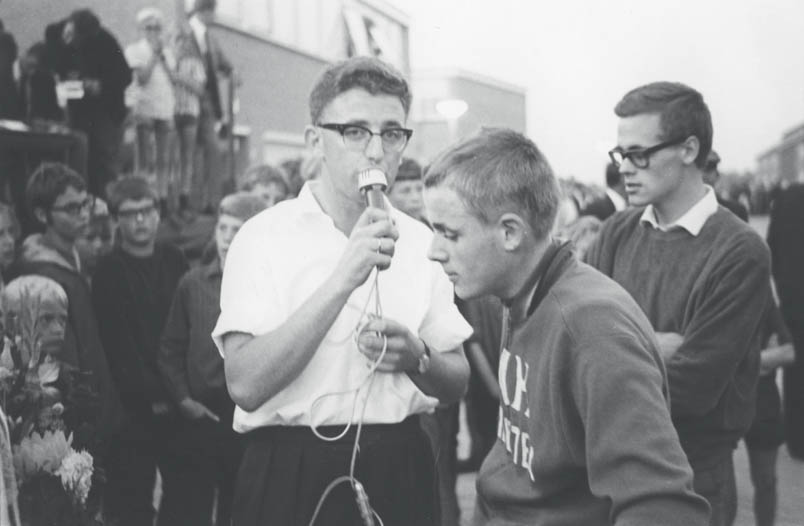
[
  {"xmin": 692, "ymin": 454, "xmax": 737, "ymax": 526},
  {"xmin": 195, "ymin": 98, "xmax": 222, "ymax": 211},
  {"xmin": 747, "ymin": 447, "xmax": 779, "ymax": 526},
  {"xmin": 421, "ymin": 405, "xmax": 459, "ymax": 526},
  {"xmin": 70, "ymin": 109, "xmax": 124, "ymax": 198},
  {"xmin": 783, "ymin": 330, "xmax": 804, "ymax": 460},
  {"xmin": 105, "ymin": 413, "xmax": 196, "ymax": 526},
  {"xmin": 170, "ymin": 408, "xmax": 244, "ymax": 526},
  {"xmin": 232, "ymin": 416, "xmax": 438, "ymax": 526}
]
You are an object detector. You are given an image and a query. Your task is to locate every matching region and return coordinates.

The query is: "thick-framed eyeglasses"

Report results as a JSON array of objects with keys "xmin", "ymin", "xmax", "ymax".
[
  {"xmin": 608, "ymin": 137, "xmax": 687, "ymax": 169},
  {"xmin": 317, "ymin": 123, "xmax": 413, "ymax": 153},
  {"xmin": 117, "ymin": 204, "xmax": 158, "ymax": 221},
  {"xmin": 51, "ymin": 196, "xmax": 94, "ymax": 217}
]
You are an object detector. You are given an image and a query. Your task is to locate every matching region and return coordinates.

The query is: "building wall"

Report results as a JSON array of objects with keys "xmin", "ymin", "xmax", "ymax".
[
  {"xmin": 3, "ymin": 0, "xmax": 409, "ymax": 168},
  {"xmin": 757, "ymin": 123, "xmax": 804, "ymax": 185},
  {"xmin": 408, "ymin": 69, "xmax": 527, "ymax": 164}
]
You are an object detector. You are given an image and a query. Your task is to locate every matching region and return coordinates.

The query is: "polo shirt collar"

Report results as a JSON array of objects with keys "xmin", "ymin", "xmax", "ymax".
[
  {"xmin": 297, "ymin": 181, "xmax": 395, "ymax": 220},
  {"xmin": 640, "ymin": 185, "xmax": 718, "ymax": 236}
]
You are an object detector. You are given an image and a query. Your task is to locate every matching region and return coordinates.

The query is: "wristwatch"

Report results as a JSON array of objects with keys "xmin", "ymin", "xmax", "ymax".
[{"xmin": 415, "ymin": 341, "xmax": 431, "ymax": 375}]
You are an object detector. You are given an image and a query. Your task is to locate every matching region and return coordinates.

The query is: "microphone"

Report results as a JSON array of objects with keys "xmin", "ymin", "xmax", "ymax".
[{"xmin": 358, "ymin": 168, "xmax": 388, "ymax": 211}]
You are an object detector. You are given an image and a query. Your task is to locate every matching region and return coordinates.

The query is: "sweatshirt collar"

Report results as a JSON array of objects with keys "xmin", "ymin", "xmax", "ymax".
[{"xmin": 505, "ymin": 239, "xmax": 575, "ymax": 325}]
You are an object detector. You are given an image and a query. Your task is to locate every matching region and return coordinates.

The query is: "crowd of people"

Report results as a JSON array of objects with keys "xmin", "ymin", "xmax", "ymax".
[
  {"xmin": 0, "ymin": 0, "xmax": 237, "ymax": 228},
  {"xmin": 1, "ymin": 3, "xmax": 803, "ymax": 526}
]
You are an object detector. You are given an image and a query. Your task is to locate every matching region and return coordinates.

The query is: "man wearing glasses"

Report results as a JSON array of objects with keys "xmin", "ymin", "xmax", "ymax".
[
  {"xmin": 585, "ymin": 82, "xmax": 771, "ymax": 526},
  {"xmin": 92, "ymin": 176, "xmax": 189, "ymax": 525},
  {"xmin": 214, "ymin": 56, "xmax": 472, "ymax": 526}
]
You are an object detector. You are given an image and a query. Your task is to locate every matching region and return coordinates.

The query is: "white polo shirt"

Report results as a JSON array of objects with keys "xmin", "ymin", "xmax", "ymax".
[{"xmin": 212, "ymin": 182, "xmax": 472, "ymax": 432}]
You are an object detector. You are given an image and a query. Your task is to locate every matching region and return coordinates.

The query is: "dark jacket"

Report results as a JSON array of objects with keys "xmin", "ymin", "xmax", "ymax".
[
  {"xmin": 62, "ymin": 17, "xmax": 131, "ymax": 124},
  {"xmin": 9, "ymin": 234, "xmax": 122, "ymax": 442}
]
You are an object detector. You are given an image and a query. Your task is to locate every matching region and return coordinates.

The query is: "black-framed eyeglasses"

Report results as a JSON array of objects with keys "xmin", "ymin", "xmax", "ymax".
[
  {"xmin": 608, "ymin": 137, "xmax": 687, "ymax": 169},
  {"xmin": 51, "ymin": 196, "xmax": 94, "ymax": 217},
  {"xmin": 117, "ymin": 204, "xmax": 158, "ymax": 221},
  {"xmin": 317, "ymin": 123, "xmax": 413, "ymax": 153}
]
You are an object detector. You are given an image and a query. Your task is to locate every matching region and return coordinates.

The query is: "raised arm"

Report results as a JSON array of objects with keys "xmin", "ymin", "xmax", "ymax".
[{"xmin": 221, "ymin": 208, "xmax": 398, "ymax": 411}]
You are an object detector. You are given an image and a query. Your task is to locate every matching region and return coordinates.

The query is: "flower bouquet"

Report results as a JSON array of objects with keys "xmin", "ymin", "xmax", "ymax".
[{"xmin": 0, "ymin": 277, "xmax": 102, "ymax": 526}]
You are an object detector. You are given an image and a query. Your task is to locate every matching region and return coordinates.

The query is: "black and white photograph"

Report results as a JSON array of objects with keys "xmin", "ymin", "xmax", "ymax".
[{"xmin": 0, "ymin": 0, "xmax": 803, "ymax": 525}]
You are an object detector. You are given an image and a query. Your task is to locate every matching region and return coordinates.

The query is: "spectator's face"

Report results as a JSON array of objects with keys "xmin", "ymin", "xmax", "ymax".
[
  {"xmin": 615, "ymin": 113, "xmax": 685, "ymax": 208},
  {"xmin": 0, "ymin": 212, "xmax": 15, "ymax": 271},
  {"xmin": 116, "ymin": 198, "xmax": 160, "ymax": 248},
  {"xmin": 388, "ymin": 180, "xmax": 424, "ymax": 220},
  {"xmin": 75, "ymin": 220, "xmax": 112, "ymax": 273},
  {"xmin": 251, "ymin": 182, "xmax": 286, "ymax": 208},
  {"xmin": 215, "ymin": 213, "xmax": 244, "ymax": 267},
  {"xmin": 140, "ymin": 19, "xmax": 164, "ymax": 46},
  {"xmin": 425, "ymin": 185, "xmax": 506, "ymax": 300},
  {"xmin": 36, "ymin": 297, "xmax": 68, "ymax": 356},
  {"xmin": 47, "ymin": 186, "xmax": 91, "ymax": 243},
  {"xmin": 309, "ymin": 88, "xmax": 406, "ymax": 205}
]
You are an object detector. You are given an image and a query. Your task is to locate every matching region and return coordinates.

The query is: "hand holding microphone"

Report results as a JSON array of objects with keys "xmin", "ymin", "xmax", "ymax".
[{"xmin": 333, "ymin": 169, "xmax": 398, "ymax": 292}]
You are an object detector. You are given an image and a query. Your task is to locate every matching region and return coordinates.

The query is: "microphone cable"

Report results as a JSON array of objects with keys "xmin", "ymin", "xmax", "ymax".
[{"xmin": 307, "ymin": 265, "xmax": 387, "ymax": 526}]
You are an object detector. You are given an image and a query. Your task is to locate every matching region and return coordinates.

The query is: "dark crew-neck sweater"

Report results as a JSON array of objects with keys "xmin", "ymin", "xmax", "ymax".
[
  {"xmin": 585, "ymin": 207, "xmax": 770, "ymax": 469},
  {"xmin": 92, "ymin": 244, "xmax": 188, "ymax": 420}
]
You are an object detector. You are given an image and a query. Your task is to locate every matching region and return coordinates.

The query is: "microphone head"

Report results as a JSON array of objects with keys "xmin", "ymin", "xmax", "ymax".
[{"xmin": 357, "ymin": 168, "xmax": 388, "ymax": 192}]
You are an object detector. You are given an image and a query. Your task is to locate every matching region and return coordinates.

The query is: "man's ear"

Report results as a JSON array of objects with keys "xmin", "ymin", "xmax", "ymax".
[
  {"xmin": 304, "ymin": 125, "xmax": 321, "ymax": 154},
  {"xmin": 498, "ymin": 212, "xmax": 530, "ymax": 252},
  {"xmin": 680, "ymin": 136, "xmax": 701, "ymax": 166},
  {"xmin": 33, "ymin": 207, "xmax": 49, "ymax": 226}
]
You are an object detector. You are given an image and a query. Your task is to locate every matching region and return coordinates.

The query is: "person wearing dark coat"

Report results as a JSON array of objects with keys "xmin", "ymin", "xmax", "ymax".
[
  {"xmin": 767, "ymin": 183, "xmax": 804, "ymax": 461},
  {"xmin": 59, "ymin": 9, "xmax": 131, "ymax": 197},
  {"xmin": 92, "ymin": 176, "xmax": 189, "ymax": 526},
  {"xmin": 8, "ymin": 163, "xmax": 123, "ymax": 489}
]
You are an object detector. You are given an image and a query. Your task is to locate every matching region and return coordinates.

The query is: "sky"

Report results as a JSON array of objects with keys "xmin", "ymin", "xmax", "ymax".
[{"xmin": 395, "ymin": 0, "xmax": 804, "ymax": 185}]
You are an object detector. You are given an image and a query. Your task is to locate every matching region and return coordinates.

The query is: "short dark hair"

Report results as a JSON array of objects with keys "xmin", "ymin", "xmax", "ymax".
[
  {"xmin": 308, "ymin": 56, "xmax": 411, "ymax": 124},
  {"xmin": 193, "ymin": 0, "xmax": 217, "ymax": 12},
  {"xmin": 424, "ymin": 128, "xmax": 559, "ymax": 240},
  {"xmin": 26, "ymin": 162, "xmax": 86, "ymax": 218},
  {"xmin": 704, "ymin": 149, "xmax": 720, "ymax": 173},
  {"xmin": 68, "ymin": 9, "xmax": 101, "ymax": 40},
  {"xmin": 394, "ymin": 158, "xmax": 422, "ymax": 183},
  {"xmin": 106, "ymin": 176, "xmax": 157, "ymax": 215},
  {"xmin": 614, "ymin": 82, "xmax": 712, "ymax": 169}
]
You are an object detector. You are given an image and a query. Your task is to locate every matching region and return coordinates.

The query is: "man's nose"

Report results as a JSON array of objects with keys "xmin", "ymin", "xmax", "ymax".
[
  {"xmin": 364, "ymin": 133, "xmax": 384, "ymax": 162},
  {"xmin": 427, "ymin": 237, "xmax": 446, "ymax": 262}
]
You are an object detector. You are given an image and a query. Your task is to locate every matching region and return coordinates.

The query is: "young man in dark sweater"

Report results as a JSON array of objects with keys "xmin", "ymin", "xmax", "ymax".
[
  {"xmin": 424, "ymin": 128, "xmax": 709, "ymax": 525},
  {"xmin": 586, "ymin": 82, "xmax": 771, "ymax": 526},
  {"xmin": 92, "ymin": 176, "xmax": 189, "ymax": 526}
]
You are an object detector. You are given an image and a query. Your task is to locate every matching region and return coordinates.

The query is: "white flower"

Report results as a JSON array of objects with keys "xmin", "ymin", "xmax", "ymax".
[
  {"xmin": 13, "ymin": 430, "xmax": 72, "ymax": 483},
  {"xmin": 56, "ymin": 449, "xmax": 93, "ymax": 507}
]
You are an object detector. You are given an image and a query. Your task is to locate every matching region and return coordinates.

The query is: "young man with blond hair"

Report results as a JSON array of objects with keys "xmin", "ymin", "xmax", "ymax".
[{"xmin": 424, "ymin": 127, "xmax": 709, "ymax": 525}]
